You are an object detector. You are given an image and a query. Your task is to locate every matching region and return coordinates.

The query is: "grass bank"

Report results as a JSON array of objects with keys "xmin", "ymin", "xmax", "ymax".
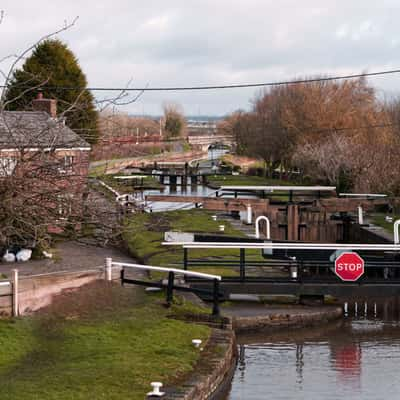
[
  {"xmin": 0, "ymin": 281, "xmax": 210, "ymax": 400},
  {"xmin": 369, "ymin": 213, "xmax": 399, "ymax": 234},
  {"xmin": 122, "ymin": 209, "xmax": 265, "ymax": 277},
  {"xmin": 97, "ymin": 173, "xmax": 163, "ymax": 193}
]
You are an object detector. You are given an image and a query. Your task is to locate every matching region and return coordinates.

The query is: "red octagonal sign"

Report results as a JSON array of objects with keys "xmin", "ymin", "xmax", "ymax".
[{"xmin": 335, "ymin": 252, "xmax": 365, "ymax": 282}]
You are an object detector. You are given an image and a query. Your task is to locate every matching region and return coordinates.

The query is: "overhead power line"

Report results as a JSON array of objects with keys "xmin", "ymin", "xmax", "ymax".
[{"xmin": 2, "ymin": 68, "xmax": 400, "ymax": 92}]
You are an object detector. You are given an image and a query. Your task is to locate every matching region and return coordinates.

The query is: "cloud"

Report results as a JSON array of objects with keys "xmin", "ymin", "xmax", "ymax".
[{"xmin": 1, "ymin": 0, "xmax": 400, "ymax": 115}]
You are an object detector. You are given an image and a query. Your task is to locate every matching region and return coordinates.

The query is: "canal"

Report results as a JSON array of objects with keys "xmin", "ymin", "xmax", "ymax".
[
  {"xmin": 225, "ymin": 301, "xmax": 400, "ymax": 400},
  {"xmin": 141, "ymin": 148, "xmax": 240, "ymax": 212}
]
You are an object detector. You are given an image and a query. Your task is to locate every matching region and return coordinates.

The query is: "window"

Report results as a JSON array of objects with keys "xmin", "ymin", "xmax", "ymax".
[
  {"xmin": 59, "ymin": 155, "xmax": 74, "ymax": 174},
  {"xmin": 58, "ymin": 194, "xmax": 73, "ymax": 218},
  {"xmin": 0, "ymin": 157, "xmax": 17, "ymax": 176}
]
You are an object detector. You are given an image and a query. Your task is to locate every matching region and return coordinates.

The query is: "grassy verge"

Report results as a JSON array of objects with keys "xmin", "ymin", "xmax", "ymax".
[
  {"xmin": 96, "ymin": 173, "xmax": 163, "ymax": 193},
  {"xmin": 0, "ymin": 282, "xmax": 210, "ymax": 400},
  {"xmin": 369, "ymin": 213, "xmax": 399, "ymax": 234},
  {"xmin": 122, "ymin": 209, "xmax": 265, "ymax": 277}
]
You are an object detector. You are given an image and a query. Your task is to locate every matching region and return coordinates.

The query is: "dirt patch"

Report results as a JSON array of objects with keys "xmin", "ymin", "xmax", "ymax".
[
  {"xmin": 0, "ymin": 240, "xmax": 136, "ymax": 278},
  {"xmin": 144, "ymin": 214, "xmax": 171, "ymax": 232},
  {"xmin": 36, "ymin": 280, "xmax": 146, "ymax": 321}
]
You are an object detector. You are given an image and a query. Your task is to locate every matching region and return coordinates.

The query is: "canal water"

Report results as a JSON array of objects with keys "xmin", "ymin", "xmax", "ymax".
[
  {"xmin": 225, "ymin": 302, "xmax": 400, "ymax": 400},
  {"xmin": 141, "ymin": 148, "xmax": 241, "ymax": 212}
]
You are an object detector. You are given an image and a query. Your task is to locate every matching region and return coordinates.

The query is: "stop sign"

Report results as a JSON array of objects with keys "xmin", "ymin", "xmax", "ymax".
[{"xmin": 335, "ymin": 252, "xmax": 365, "ymax": 281}]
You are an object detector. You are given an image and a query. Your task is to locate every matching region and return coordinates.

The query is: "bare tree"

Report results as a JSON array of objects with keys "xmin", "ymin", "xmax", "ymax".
[
  {"xmin": 0, "ymin": 15, "xmax": 142, "ymax": 252},
  {"xmin": 163, "ymin": 102, "xmax": 186, "ymax": 138}
]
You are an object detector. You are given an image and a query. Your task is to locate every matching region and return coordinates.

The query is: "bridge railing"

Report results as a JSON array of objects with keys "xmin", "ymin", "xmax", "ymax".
[
  {"xmin": 162, "ymin": 241, "xmax": 400, "ymax": 284},
  {"xmin": 183, "ymin": 258, "xmax": 400, "ymax": 283},
  {"xmin": 111, "ymin": 261, "xmax": 222, "ymax": 316}
]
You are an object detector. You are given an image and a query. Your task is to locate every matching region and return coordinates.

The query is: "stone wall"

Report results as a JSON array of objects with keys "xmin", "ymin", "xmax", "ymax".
[
  {"xmin": 0, "ymin": 282, "xmax": 12, "ymax": 316},
  {"xmin": 163, "ymin": 329, "xmax": 237, "ymax": 400},
  {"xmin": 232, "ymin": 306, "xmax": 343, "ymax": 333},
  {"xmin": 0, "ymin": 267, "xmax": 122, "ymax": 316}
]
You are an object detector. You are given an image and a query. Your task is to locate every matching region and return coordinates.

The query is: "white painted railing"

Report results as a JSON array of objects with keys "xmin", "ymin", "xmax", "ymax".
[
  {"xmin": 394, "ymin": 219, "xmax": 400, "ymax": 245},
  {"xmin": 357, "ymin": 205, "xmax": 364, "ymax": 225},
  {"xmin": 162, "ymin": 241, "xmax": 400, "ymax": 251},
  {"xmin": 255, "ymin": 216, "xmax": 271, "ymax": 239},
  {"xmin": 110, "ymin": 260, "xmax": 221, "ymax": 280}
]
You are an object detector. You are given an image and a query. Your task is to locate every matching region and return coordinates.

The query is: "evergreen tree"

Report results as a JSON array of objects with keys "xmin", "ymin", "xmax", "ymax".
[{"xmin": 4, "ymin": 39, "xmax": 98, "ymax": 144}]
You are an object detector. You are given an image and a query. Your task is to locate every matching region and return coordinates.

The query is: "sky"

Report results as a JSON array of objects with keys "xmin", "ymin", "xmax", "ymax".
[{"xmin": 1, "ymin": 0, "xmax": 400, "ymax": 116}]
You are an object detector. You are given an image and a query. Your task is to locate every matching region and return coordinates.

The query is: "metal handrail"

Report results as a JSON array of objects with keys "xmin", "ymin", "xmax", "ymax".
[
  {"xmin": 116, "ymin": 261, "xmax": 222, "ymax": 316},
  {"xmin": 255, "ymin": 216, "xmax": 271, "ymax": 239},
  {"xmin": 394, "ymin": 219, "xmax": 400, "ymax": 245},
  {"xmin": 162, "ymin": 241, "xmax": 400, "ymax": 251},
  {"xmin": 112, "ymin": 261, "xmax": 221, "ymax": 281}
]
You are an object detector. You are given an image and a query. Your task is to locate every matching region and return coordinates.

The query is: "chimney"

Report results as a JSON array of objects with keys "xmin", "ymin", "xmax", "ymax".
[{"xmin": 32, "ymin": 92, "xmax": 57, "ymax": 118}]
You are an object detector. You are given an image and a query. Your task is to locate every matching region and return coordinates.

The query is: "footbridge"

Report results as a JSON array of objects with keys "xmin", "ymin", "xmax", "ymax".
[
  {"xmin": 187, "ymin": 134, "xmax": 234, "ymax": 151},
  {"xmin": 163, "ymin": 241, "xmax": 400, "ymax": 299}
]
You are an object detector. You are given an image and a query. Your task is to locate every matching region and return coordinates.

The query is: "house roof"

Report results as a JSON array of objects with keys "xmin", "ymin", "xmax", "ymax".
[{"xmin": 0, "ymin": 111, "xmax": 91, "ymax": 150}]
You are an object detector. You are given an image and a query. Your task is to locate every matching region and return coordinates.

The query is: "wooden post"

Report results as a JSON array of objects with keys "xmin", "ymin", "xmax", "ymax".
[
  {"xmin": 212, "ymin": 279, "xmax": 220, "ymax": 316},
  {"xmin": 120, "ymin": 268, "xmax": 125, "ymax": 286},
  {"xmin": 240, "ymin": 248, "xmax": 246, "ymax": 282},
  {"xmin": 105, "ymin": 257, "xmax": 112, "ymax": 281},
  {"xmin": 12, "ymin": 269, "xmax": 19, "ymax": 317},
  {"xmin": 166, "ymin": 271, "xmax": 175, "ymax": 307},
  {"xmin": 183, "ymin": 248, "xmax": 188, "ymax": 271}
]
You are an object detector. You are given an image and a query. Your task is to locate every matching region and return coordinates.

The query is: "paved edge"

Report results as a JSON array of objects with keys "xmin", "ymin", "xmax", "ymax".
[
  {"xmin": 163, "ymin": 328, "xmax": 237, "ymax": 400},
  {"xmin": 231, "ymin": 306, "xmax": 343, "ymax": 333}
]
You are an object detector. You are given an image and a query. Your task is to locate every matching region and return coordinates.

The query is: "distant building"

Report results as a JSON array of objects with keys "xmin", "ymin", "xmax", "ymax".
[
  {"xmin": 0, "ymin": 94, "xmax": 91, "ymax": 218},
  {"xmin": 186, "ymin": 120, "xmax": 218, "ymax": 136}
]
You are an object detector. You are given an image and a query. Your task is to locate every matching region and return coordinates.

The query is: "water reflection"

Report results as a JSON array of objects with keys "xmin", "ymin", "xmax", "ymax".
[{"xmin": 226, "ymin": 300, "xmax": 400, "ymax": 400}]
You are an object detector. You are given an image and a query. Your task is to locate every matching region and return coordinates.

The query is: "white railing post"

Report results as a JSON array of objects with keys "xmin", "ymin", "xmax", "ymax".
[
  {"xmin": 105, "ymin": 257, "xmax": 112, "ymax": 281},
  {"xmin": 255, "ymin": 216, "xmax": 271, "ymax": 239},
  {"xmin": 246, "ymin": 204, "xmax": 252, "ymax": 224},
  {"xmin": 358, "ymin": 205, "xmax": 364, "ymax": 225},
  {"xmin": 394, "ymin": 220, "xmax": 400, "ymax": 244},
  {"xmin": 12, "ymin": 269, "xmax": 19, "ymax": 317}
]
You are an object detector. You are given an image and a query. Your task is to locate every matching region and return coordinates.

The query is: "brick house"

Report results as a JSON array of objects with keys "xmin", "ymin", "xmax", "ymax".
[{"xmin": 0, "ymin": 95, "xmax": 91, "ymax": 223}]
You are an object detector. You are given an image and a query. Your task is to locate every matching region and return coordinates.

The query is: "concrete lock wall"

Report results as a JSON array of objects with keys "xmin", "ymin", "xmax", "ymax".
[
  {"xmin": 0, "ymin": 282, "xmax": 12, "ymax": 316},
  {"xmin": 0, "ymin": 266, "xmax": 122, "ymax": 317}
]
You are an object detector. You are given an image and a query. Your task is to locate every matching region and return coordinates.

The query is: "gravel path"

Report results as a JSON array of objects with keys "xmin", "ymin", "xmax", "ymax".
[{"xmin": 0, "ymin": 241, "xmax": 136, "ymax": 277}]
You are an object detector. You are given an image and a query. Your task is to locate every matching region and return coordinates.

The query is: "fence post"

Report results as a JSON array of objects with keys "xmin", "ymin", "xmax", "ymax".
[
  {"xmin": 120, "ymin": 267, "xmax": 125, "ymax": 286},
  {"xmin": 166, "ymin": 271, "xmax": 175, "ymax": 307},
  {"xmin": 12, "ymin": 269, "xmax": 19, "ymax": 317},
  {"xmin": 240, "ymin": 248, "xmax": 246, "ymax": 282},
  {"xmin": 105, "ymin": 257, "xmax": 113, "ymax": 281},
  {"xmin": 183, "ymin": 248, "xmax": 188, "ymax": 271},
  {"xmin": 212, "ymin": 279, "xmax": 220, "ymax": 317},
  {"xmin": 298, "ymin": 260, "xmax": 303, "ymax": 283}
]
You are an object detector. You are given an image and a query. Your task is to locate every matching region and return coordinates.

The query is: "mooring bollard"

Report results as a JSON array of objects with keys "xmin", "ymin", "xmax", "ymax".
[
  {"xmin": 192, "ymin": 339, "xmax": 202, "ymax": 348},
  {"xmin": 147, "ymin": 382, "xmax": 165, "ymax": 397}
]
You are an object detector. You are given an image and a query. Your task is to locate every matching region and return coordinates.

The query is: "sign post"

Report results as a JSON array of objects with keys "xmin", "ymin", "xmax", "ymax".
[{"xmin": 334, "ymin": 252, "xmax": 365, "ymax": 282}]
